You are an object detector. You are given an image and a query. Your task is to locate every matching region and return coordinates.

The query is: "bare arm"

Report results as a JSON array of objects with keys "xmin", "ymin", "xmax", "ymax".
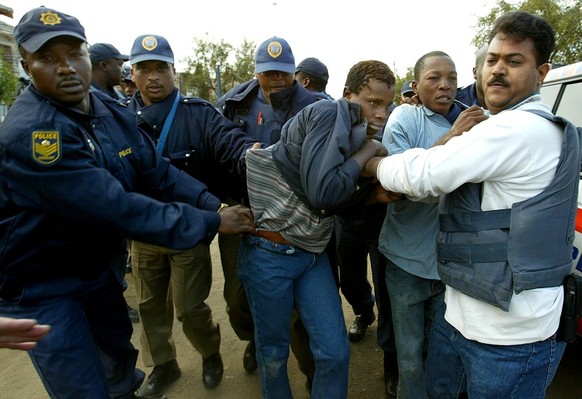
[
  {"xmin": 351, "ymin": 139, "xmax": 388, "ymax": 170},
  {"xmin": 363, "ymin": 155, "xmax": 384, "ymax": 178}
]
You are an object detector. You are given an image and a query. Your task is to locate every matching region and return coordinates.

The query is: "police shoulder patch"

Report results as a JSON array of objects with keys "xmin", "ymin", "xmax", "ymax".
[{"xmin": 32, "ymin": 130, "xmax": 61, "ymax": 165}]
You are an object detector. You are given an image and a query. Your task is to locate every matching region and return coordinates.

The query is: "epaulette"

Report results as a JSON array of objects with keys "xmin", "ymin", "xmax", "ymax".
[{"xmin": 180, "ymin": 97, "xmax": 221, "ymax": 113}]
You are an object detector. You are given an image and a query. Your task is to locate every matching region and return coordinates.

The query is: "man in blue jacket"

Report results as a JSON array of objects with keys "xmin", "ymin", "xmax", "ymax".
[
  {"xmin": 127, "ymin": 34, "xmax": 260, "ymax": 396},
  {"xmin": 0, "ymin": 7, "xmax": 254, "ymax": 399},
  {"xmin": 240, "ymin": 60, "xmax": 396, "ymax": 399}
]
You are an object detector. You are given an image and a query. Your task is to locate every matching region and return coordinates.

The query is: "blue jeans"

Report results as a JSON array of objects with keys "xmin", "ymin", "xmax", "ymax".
[
  {"xmin": 385, "ymin": 259, "xmax": 445, "ymax": 399},
  {"xmin": 237, "ymin": 235, "xmax": 350, "ymax": 399},
  {"xmin": 425, "ymin": 304, "xmax": 566, "ymax": 399},
  {"xmin": 335, "ymin": 204, "xmax": 396, "ymax": 354},
  {"xmin": 0, "ymin": 270, "xmax": 143, "ymax": 399}
]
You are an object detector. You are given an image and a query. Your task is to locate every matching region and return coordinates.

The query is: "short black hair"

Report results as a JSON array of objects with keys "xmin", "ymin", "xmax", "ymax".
[
  {"xmin": 344, "ymin": 60, "xmax": 395, "ymax": 95},
  {"xmin": 414, "ymin": 51, "xmax": 451, "ymax": 80},
  {"xmin": 488, "ymin": 11, "xmax": 555, "ymax": 66}
]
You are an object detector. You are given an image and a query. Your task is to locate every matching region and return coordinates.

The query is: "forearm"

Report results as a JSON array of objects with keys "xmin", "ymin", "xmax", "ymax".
[{"xmin": 363, "ymin": 156, "xmax": 384, "ymax": 178}]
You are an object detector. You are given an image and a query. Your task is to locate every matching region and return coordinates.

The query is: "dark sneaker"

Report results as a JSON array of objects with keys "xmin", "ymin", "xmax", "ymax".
[
  {"xmin": 348, "ymin": 313, "xmax": 376, "ymax": 343},
  {"xmin": 243, "ymin": 340, "xmax": 257, "ymax": 373},
  {"xmin": 137, "ymin": 359, "xmax": 181, "ymax": 396}
]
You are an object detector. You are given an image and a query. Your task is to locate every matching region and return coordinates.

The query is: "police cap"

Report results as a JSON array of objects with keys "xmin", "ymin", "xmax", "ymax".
[{"xmin": 13, "ymin": 6, "xmax": 87, "ymax": 53}]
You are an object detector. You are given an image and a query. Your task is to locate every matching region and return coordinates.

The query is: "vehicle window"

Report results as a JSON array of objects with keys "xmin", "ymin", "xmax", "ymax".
[
  {"xmin": 540, "ymin": 84, "xmax": 561, "ymax": 110},
  {"xmin": 555, "ymin": 81, "xmax": 582, "ymax": 127}
]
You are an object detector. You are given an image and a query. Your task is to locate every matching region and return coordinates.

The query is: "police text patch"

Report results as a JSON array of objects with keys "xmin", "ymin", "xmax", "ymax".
[{"xmin": 32, "ymin": 130, "xmax": 61, "ymax": 165}]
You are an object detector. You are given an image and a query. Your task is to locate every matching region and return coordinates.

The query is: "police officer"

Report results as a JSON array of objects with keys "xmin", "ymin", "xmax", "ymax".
[
  {"xmin": 89, "ymin": 42, "xmax": 128, "ymax": 100},
  {"xmin": 294, "ymin": 57, "xmax": 334, "ymax": 100},
  {"xmin": 127, "ymin": 34, "xmax": 260, "ymax": 396},
  {"xmin": 0, "ymin": 7, "xmax": 254, "ymax": 399},
  {"xmin": 215, "ymin": 36, "xmax": 317, "ymax": 378},
  {"xmin": 88, "ymin": 43, "xmax": 138, "ymax": 324},
  {"xmin": 121, "ymin": 64, "xmax": 137, "ymax": 99}
]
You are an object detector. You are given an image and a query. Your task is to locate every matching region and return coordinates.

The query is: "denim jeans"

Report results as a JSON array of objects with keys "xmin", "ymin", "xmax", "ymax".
[
  {"xmin": 335, "ymin": 204, "xmax": 396, "ymax": 354},
  {"xmin": 426, "ymin": 304, "xmax": 566, "ymax": 399},
  {"xmin": 0, "ymin": 270, "xmax": 143, "ymax": 399},
  {"xmin": 237, "ymin": 235, "xmax": 350, "ymax": 399},
  {"xmin": 385, "ymin": 259, "xmax": 445, "ymax": 399}
]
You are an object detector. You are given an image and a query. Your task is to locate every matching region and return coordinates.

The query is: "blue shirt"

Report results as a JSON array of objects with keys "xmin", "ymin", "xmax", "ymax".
[{"xmin": 379, "ymin": 104, "xmax": 452, "ymax": 279}]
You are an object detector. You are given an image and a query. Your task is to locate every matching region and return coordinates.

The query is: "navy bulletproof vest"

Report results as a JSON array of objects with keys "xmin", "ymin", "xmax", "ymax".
[{"xmin": 436, "ymin": 109, "xmax": 581, "ymax": 311}]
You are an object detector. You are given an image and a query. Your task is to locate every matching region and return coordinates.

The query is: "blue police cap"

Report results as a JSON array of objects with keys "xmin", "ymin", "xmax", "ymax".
[
  {"xmin": 89, "ymin": 43, "xmax": 129, "ymax": 63},
  {"xmin": 122, "ymin": 65, "xmax": 132, "ymax": 81},
  {"xmin": 129, "ymin": 34, "xmax": 174, "ymax": 65},
  {"xmin": 254, "ymin": 36, "xmax": 295, "ymax": 74},
  {"xmin": 296, "ymin": 57, "xmax": 329, "ymax": 82},
  {"xmin": 13, "ymin": 6, "xmax": 87, "ymax": 53},
  {"xmin": 401, "ymin": 80, "xmax": 414, "ymax": 95}
]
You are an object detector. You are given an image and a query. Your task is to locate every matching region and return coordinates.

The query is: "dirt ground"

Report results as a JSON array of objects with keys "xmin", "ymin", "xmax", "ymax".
[{"xmin": 1, "ymin": 238, "xmax": 581, "ymax": 399}]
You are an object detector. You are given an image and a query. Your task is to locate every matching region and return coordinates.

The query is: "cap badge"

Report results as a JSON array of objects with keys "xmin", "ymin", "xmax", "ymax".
[
  {"xmin": 39, "ymin": 11, "xmax": 62, "ymax": 26},
  {"xmin": 267, "ymin": 41, "xmax": 282, "ymax": 59},
  {"xmin": 141, "ymin": 36, "xmax": 158, "ymax": 52}
]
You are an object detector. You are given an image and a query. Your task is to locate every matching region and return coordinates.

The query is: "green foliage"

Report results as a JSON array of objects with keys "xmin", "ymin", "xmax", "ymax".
[
  {"xmin": 182, "ymin": 34, "xmax": 256, "ymax": 103},
  {"xmin": 0, "ymin": 60, "xmax": 18, "ymax": 106},
  {"xmin": 472, "ymin": 0, "xmax": 582, "ymax": 65}
]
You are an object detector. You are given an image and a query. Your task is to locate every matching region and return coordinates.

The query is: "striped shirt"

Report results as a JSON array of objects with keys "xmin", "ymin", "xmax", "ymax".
[{"xmin": 246, "ymin": 145, "xmax": 333, "ymax": 254}]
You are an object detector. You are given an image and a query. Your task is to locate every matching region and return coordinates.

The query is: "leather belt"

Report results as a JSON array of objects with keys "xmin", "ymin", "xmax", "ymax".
[{"xmin": 254, "ymin": 230, "xmax": 290, "ymax": 245}]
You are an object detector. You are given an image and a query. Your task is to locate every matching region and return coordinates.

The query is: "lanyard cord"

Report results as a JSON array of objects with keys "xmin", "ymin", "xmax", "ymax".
[{"xmin": 156, "ymin": 91, "xmax": 181, "ymax": 154}]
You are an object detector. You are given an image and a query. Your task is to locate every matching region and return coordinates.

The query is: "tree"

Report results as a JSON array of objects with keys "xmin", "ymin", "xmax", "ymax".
[
  {"xmin": 0, "ymin": 60, "xmax": 18, "ymax": 106},
  {"xmin": 472, "ymin": 0, "xmax": 582, "ymax": 66},
  {"xmin": 182, "ymin": 35, "xmax": 256, "ymax": 103}
]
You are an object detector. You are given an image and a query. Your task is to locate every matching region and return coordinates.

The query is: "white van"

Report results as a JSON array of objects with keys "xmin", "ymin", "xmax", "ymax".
[{"xmin": 540, "ymin": 61, "xmax": 582, "ymax": 337}]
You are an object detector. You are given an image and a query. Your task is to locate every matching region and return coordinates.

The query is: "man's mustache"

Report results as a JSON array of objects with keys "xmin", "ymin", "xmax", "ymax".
[{"xmin": 487, "ymin": 76, "xmax": 510, "ymax": 87}]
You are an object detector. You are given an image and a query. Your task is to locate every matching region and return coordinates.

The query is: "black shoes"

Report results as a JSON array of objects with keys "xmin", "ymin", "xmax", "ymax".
[
  {"xmin": 384, "ymin": 351, "xmax": 399, "ymax": 398},
  {"xmin": 202, "ymin": 352, "xmax": 224, "ymax": 389},
  {"xmin": 384, "ymin": 369, "xmax": 398, "ymax": 398},
  {"xmin": 243, "ymin": 340, "xmax": 258, "ymax": 373},
  {"xmin": 137, "ymin": 353, "xmax": 223, "ymax": 393},
  {"xmin": 348, "ymin": 313, "xmax": 376, "ymax": 342},
  {"xmin": 137, "ymin": 359, "xmax": 181, "ymax": 396}
]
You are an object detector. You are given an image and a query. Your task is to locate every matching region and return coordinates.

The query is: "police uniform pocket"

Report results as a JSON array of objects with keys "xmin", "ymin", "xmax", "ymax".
[{"xmin": 168, "ymin": 148, "xmax": 201, "ymax": 176}]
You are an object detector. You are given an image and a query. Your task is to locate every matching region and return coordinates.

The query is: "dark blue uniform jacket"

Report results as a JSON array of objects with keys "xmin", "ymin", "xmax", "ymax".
[
  {"xmin": 128, "ymin": 89, "xmax": 259, "ymax": 201},
  {"xmin": 0, "ymin": 87, "xmax": 221, "ymax": 297},
  {"xmin": 216, "ymin": 79, "xmax": 316, "ymax": 145}
]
